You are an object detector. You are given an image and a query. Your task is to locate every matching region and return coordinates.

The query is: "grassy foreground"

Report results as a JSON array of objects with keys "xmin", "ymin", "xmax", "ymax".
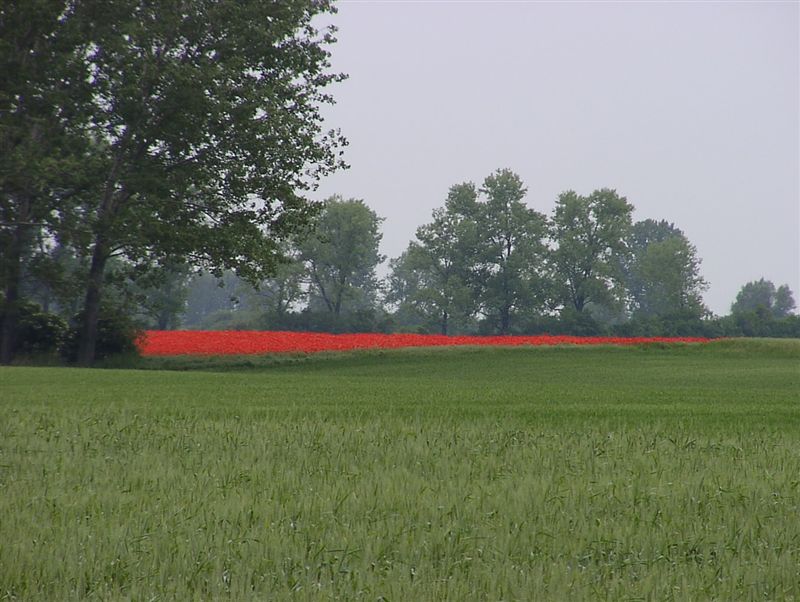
[{"xmin": 1, "ymin": 340, "xmax": 799, "ymax": 600}]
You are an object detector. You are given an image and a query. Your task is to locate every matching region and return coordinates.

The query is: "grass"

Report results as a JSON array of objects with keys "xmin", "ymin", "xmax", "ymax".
[{"xmin": 1, "ymin": 339, "xmax": 799, "ymax": 600}]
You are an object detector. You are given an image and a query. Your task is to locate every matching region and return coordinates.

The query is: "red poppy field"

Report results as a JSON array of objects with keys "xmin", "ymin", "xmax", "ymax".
[{"xmin": 137, "ymin": 330, "xmax": 710, "ymax": 356}]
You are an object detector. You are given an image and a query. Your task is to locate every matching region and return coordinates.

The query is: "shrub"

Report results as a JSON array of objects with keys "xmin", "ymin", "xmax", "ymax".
[
  {"xmin": 1, "ymin": 300, "xmax": 68, "ymax": 356},
  {"xmin": 61, "ymin": 306, "xmax": 142, "ymax": 362}
]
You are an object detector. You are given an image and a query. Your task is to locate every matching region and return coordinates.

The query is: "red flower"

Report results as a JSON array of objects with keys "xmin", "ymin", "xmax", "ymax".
[{"xmin": 137, "ymin": 331, "xmax": 710, "ymax": 356}]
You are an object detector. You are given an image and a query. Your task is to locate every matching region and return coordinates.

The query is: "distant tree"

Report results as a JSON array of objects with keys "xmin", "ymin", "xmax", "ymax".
[
  {"xmin": 131, "ymin": 261, "xmax": 190, "ymax": 330},
  {"xmin": 625, "ymin": 219, "xmax": 708, "ymax": 319},
  {"xmin": 731, "ymin": 279, "xmax": 796, "ymax": 318},
  {"xmin": 238, "ymin": 251, "xmax": 307, "ymax": 323},
  {"xmin": 183, "ymin": 272, "xmax": 240, "ymax": 328},
  {"xmin": 774, "ymin": 285, "xmax": 797, "ymax": 317},
  {"xmin": 628, "ymin": 219, "xmax": 684, "ymax": 255},
  {"xmin": 388, "ymin": 183, "xmax": 479, "ymax": 334},
  {"xmin": 549, "ymin": 188, "xmax": 633, "ymax": 314},
  {"xmin": 473, "ymin": 170, "xmax": 548, "ymax": 334},
  {"xmin": 22, "ymin": 241, "xmax": 86, "ymax": 318},
  {"xmin": 299, "ymin": 197, "xmax": 384, "ymax": 318}
]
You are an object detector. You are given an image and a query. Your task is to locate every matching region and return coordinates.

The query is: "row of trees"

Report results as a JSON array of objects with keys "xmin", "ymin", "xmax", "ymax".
[
  {"xmin": 2, "ymin": 2, "xmax": 796, "ymax": 364},
  {"xmin": 150, "ymin": 170, "xmax": 795, "ymax": 338},
  {"xmin": 388, "ymin": 170, "xmax": 708, "ymax": 335},
  {"xmin": 0, "ymin": 0, "xmax": 346, "ymax": 365},
  {"xmin": 5, "ymin": 167, "xmax": 797, "ymax": 363}
]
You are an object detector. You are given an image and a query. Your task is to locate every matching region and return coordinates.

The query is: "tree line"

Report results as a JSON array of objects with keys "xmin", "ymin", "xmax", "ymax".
[
  {"xmin": 10, "ymin": 167, "xmax": 796, "ymax": 365},
  {"xmin": 173, "ymin": 170, "xmax": 795, "ymax": 339},
  {"xmin": 2, "ymin": 3, "xmax": 797, "ymax": 366}
]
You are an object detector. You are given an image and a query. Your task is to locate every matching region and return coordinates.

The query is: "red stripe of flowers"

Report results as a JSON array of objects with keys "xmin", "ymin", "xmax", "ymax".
[{"xmin": 137, "ymin": 331, "xmax": 711, "ymax": 356}]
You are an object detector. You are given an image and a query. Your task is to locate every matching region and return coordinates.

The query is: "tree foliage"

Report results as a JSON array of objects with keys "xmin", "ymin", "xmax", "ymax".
[
  {"xmin": 731, "ymin": 279, "xmax": 796, "ymax": 318},
  {"xmin": 473, "ymin": 170, "xmax": 547, "ymax": 334},
  {"xmin": 1, "ymin": 0, "xmax": 347, "ymax": 364},
  {"xmin": 388, "ymin": 183, "xmax": 479, "ymax": 334},
  {"xmin": 549, "ymin": 189, "xmax": 633, "ymax": 314},
  {"xmin": 625, "ymin": 219, "xmax": 707, "ymax": 319},
  {"xmin": 300, "ymin": 197, "xmax": 384, "ymax": 318},
  {"xmin": 0, "ymin": 0, "xmax": 93, "ymax": 362}
]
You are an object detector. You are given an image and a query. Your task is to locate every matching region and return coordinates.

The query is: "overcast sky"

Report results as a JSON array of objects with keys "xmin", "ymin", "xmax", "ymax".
[{"xmin": 314, "ymin": 1, "xmax": 799, "ymax": 316}]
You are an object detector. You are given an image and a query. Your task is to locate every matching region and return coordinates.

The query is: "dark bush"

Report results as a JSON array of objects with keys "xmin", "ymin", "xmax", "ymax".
[
  {"xmin": 713, "ymin": 310, "xmax": 800, "ymax": 338},
  {"xmin": 1, "ymin": 300, "xmax": 67, "ymax": 355},
  {"xmin": 556, "ymin": 308, "xmax": 604, "ymax": 336},
  {"xmin": 61, "ymin": 306, "xmax": 142, "ymax": 362}
]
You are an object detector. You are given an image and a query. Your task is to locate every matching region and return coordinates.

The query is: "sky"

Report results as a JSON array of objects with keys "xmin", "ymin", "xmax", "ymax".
[{"xmin": 314, "ymin": 1, "xmax": 799, "ymax": 316}]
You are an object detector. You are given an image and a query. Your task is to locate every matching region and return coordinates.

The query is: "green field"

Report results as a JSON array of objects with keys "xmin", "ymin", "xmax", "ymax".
[{"xmin": 1, "ymin": 340, "xmax": 799, "ymax": 600}]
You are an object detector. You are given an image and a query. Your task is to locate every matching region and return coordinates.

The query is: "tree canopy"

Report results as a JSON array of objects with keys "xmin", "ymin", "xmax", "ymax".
[
  {"xmin": 473, "ymin": 170, "xmax": 548, "ymax": 334},
  {"xmin": 549, "ymin": 188, "xmax": 633, "ymax": 314},
  {"xmin": 1, "ymin": 0, "xmax": 348, "ymax": 364},
  {"xmin": 300, "ymin": 197, "xmax": 384, "ymax": 319},
  {"xmin": 731, "ymin": 279, "xmax": 796, "ymax": 318},
  {"xmin": 624, "ymin": 219, "xmax": 707, "ymax": 320},
  {"xmin": 388, "ymin": 183, "xmax": 479, "ymax": 334}
]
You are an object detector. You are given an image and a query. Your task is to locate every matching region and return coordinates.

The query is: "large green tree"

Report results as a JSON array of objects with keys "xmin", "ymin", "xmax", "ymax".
[
  {"xmin": 625, "ymin": 219, "xmax": 707, "ymax": 319},
  {"xmin": 76, "ymin": 0, "xmax": 347, "ymax": 364},
  {"xmin": 299, "ymin": 197, "xmax": 384, "ymax": 318},
  {"xmin": 238, "ymin": 250, "xmax": 307, "ymax": 324},
  {"xmin": 0, "ymin": 0, "xmax": 92, "ymax": 363},
  {"xmin": 388, "ymin": 183, "xmax": 479, "ymax": 334},
  {"xmin": 474, "ymin": 170, "xmax": 547, "ymax": 334},
  {"xmin": 4, "ymin": 0, "xmax": 347, "ymax": 364},
  {"xmin": 731, "ymin": 279, "xmax": 796, "ymax": 318},
  {"xmin": 549, "ymin": 188, "xmax": 633, "ymax": 314}
]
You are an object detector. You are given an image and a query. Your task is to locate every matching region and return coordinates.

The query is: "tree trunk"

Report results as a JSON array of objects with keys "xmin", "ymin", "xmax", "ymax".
[
  {"xmin": 499, "ymin": 307, "xmax": 510, "ymax": 335},
  {"xmin": 77, "ymin": 238, "xmax": 109, "ymax": 366},
  {"xmin": 0, "ymin": 234, "xmax": 23, "ymax": 364},
  {"xmin": 0, "ymin": 198, "xmax": 32, "ymax": 365},
  {"xmin": 440, "ymin": 310, "xmax": 448, "ymax": 335}
]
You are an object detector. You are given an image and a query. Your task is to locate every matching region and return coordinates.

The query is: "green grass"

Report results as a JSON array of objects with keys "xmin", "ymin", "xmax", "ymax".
[{"xmin": 1, "ymin": 339, "xmax": 799, "ymax": 600}]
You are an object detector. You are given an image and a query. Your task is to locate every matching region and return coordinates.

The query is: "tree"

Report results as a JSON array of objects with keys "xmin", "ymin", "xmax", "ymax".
[
  {"xmin": 731, "ymin": 279, "xmax": 796, "ymax": 318},
  {"xmin": 299, "ymin": 197, "xmax": 384, "ymax": 319},
  {"xmin": 774, "ymin": 285, "xmax": 797, "ymax": 318},
  {"xmin": 238, "ymin": 251, "xmax": 307, "ymax": 323},
  {"xmin": 388, "ymin": 183, "xmax": 479, "ymax": 334},
  {"xmin": 183, "ymin": 271, "xmax": 240, "ymax": 328},
  {"xmin": 21, "ymin": 241, "xmax": 85, "ymax": 317},
  {"xmin": 625, "ymin": 219, "xmax": 708, "ymax": 319},
  {"xmin": 549, "ymin": 188, "xmax": 633, "ymax": 314},
  {"xmin": 0, "ymin": 0, "xmax": 93, "ymax": 363},
  {"xmin": 473, "ymin": 170, "xmax": 547, "ymax": 334},
  {"xmin": 130, "ymin": 261, "xmax": 190, "ymax": 330},
  {"xmin": 4, "ymin": 0, "xmax": 347, "ymax": 364}
]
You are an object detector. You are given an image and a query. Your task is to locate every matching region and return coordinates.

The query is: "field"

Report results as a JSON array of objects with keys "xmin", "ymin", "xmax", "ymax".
[
  {"xmin": 1, "ymin": 339, "xmax": 799, "ymax": 600},
  {"xmin": 137, "ymin": 330, "xmax": 709, "ymax": 355}
]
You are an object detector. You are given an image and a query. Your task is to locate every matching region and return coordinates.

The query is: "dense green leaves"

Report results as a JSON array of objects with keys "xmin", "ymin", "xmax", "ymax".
[
  {"xmin": 390, "ymin": 171, "xmax": 548, "ymax": 335},
  {"xmin": 1, "ymin": 0, "xmax": 348, "ymax": 364},
  {"xmin": 625, "ymin": 219, "xmax": 708, "ymax": 319},
  {"xmin": 300, "ymin": 197, "xmax": 384, "ymax": 318},
  {"xmin": 0, "ymin": 0, "xmax": 95, "ymax": 362},
  {"xmin": 475, "ymin": 170, "xmax": 547, "ymax": 333},
  {"xmin": 549, "ymin": 188, "xmax": 633, "ymax": 314},
  {"xmin": 389, "ymin": 184, "xmax": 479, "ymax": 334},
  {"xmin": 731, "ymin": 278, "xmax": 796, "ymax": 318}
]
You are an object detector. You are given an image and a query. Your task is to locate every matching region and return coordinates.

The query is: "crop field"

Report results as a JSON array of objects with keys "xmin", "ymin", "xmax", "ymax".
[{"xmin": 1, "ymin": 339, "xmax": 799, "ymax": 600}]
